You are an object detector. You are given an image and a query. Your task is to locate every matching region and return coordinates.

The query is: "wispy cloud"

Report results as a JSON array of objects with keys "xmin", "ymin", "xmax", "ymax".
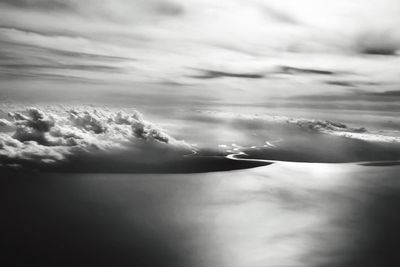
[
  {"xmin": 189, "ymin": 69, "xmax": 265, "ymax": 79},
  {"xmin": 0, "ymin": 0, "xmax": 73, "ymax": 11},
  {"xmin": 0, "ymin": 0, "xmax": 399, "ymax": 103}
]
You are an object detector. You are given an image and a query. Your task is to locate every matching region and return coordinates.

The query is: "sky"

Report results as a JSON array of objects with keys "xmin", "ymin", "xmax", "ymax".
[
  {"xmin": 0, "ymin": 0, "xmax": 400, "ymax": 106},
  {"xmin": 1, "ymin": 0, "xmax": 400, "ymax": 170}
]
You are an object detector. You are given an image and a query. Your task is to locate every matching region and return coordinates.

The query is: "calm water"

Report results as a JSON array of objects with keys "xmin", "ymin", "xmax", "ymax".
[{"xmin": 2, "ymin": 163, "xmax": 400, "ymax": 267}]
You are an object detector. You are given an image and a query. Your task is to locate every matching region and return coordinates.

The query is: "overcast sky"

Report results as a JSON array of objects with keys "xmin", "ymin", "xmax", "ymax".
[{"xmin": 0, "ymin": 0, "xmax": 400, "ymax": 105}]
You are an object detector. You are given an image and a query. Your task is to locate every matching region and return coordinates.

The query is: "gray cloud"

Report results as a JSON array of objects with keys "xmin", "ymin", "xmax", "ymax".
[
  {"xmin": 0, "ymin": 71, "xmax": 98, "ymax": 83},
  {"xmin": 295, "ymin": 89, "xmax": 400, "ymax": 103},
  {"xmin": 355, "ymin": 30, "xmax": 400, "ymax": 56},
  {"xmin": 153, "ymin": 1, "xmax": 184, "ymax": 16},
  {"xmin": 324, "ymin": 80, "xmax": 356, "ymax": 87},
  {"xmin": 261, "ymin": 5, "xmax": 300, "ymax": 25},
  {"xmin": 0, "ymin": 0, "xmax": 399, "ymax": 90},
  {"xmin": 278, "ymin": 66, "xmax": 337, "ymax": 75},
  {"xmin": 368, "ymin": 90, "xmax": 400, "ymax": 97},
  {"xmin": 0, "ymin": 0, "xmax": 73, "ymax": 11},
  {"xmin": 189, "ymin": 69, "xmax": 264, "ymax": 79},
  {"xmin": 0, "ymin": 29, "xmax": 135, "ymax": 82},
  {"xmin": 8, "ymin": 108, "xmax": 55, "ymax": 144},
  {"xmin": 0, "ymin": 36, "xmax": 135, "ymax": 62},
  {"xmin": 292, "ymin": 119, "xmax": 367, "ymax": 134},
  {"xmin": 1, "ymin": 63, "xmax": 121, "ymax": 72}
]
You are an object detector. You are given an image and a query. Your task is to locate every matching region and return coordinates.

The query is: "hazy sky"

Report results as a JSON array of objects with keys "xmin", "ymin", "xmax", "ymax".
[{"xmin": 0, "ymin": 0, "xmax": 400, "ymax": 105}]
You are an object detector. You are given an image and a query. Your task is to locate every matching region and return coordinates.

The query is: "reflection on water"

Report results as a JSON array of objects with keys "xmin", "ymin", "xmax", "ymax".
[{"xmin": 1, "ymin": 163, "xmax": 400, "ymax": 266}]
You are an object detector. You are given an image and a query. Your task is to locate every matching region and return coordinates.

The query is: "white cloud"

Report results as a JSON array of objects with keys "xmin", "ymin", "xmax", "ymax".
[{"xmin": 0, "ymin": 106, "xmax": 193, "ymax": 169}]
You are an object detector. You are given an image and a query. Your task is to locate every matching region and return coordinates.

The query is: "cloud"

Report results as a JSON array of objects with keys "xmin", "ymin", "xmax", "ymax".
[
  {"xmin": 0, "ymin": 107, "xmax": 194, "ymax": 171},
  {"xmin": 189, "ymin": 69, "xmax": 264, "ymax": 79},
  {"xmin": 1, "ymin": 63, "xmax": 121, "ymax": 72},
  {"xmin": 285, "ymin": 117, "xmax": 400, "ymax": 143},
  {"xmin": 194, "ymin": 110, "xmax": 400, "ymax": 163},
  {"xmin": 196, "ymin": 110, "xmax": 400, "ymax": 143},
  {"xmin": 153, "ymin": 1, "xmax": 184, "ymax": 16},
  {"xmin": 287, "ymin": 118, "xmax": 400, "ymax": 143},
  {"xmin": 368, "ymin": 90, "xmax": 400, "ymax": 97},
  {"xmin": 294, "ymin": 89, "xmax": 400, "ymax": 103},
  {"xmin": 292, "ymin": 119, "xmax": 367, "ymax": 134},
  {"xmin": 355, "ymin": 29, "xmax": 400, "ymax": 55},
  {"xmin": 8, "ymin": 108, "xmax": 55, "ymax": 144},
  {"xmin": 259, "ymin": 4, "xmax": 300, "ymax": 25},
  {"xmin": 324, "ymin": 80, "xmax": 355, "ymax": 87},
  {"xmin": 278, "ymin": 66, "xmax": 337, "ymax": 75},
  {"xmin": 1, "ymin": 0, "xmax": 400, "ymax": 96},
  {"xmin": 0, "ymin": 0, "xmax": 73, "ymax": 11},
  {"xmin": 223, "ymin": 116, "xmax": 400, "ymax": 163}
]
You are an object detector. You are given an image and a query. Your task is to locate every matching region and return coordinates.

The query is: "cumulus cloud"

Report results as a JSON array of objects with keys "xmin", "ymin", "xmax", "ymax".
[
  {"xmin": 0, "ymin": 107, "xmax": 194, "ymax": 171},
  {"xmin": 292, "ymin": 119, "xmax": 367, "ymax": 134},
  {"xmin": 282, "ymin": 117, "xmax": 400, "ymax": 143},
  {"xmin": 288, "ymin": 118, "xmax": 400, "ymax": 143}
]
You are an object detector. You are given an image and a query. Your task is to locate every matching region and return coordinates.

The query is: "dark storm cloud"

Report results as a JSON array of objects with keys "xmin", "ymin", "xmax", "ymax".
[{"xmin": 189, "ymin": 69, "xmax": 265, "ymax": 79}]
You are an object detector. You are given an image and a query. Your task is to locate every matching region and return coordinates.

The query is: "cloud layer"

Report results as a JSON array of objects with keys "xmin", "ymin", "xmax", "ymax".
[
  {"xmin": 1, "ymin": 106, "xmax": 400, "ymax": 171},
  {"xmin": 0, "ymin": 0, "xmax": 399, "ymax": 86},
  {"xmin": 0, "ymin": 0, "xmax": 399, "ymax": 113}
]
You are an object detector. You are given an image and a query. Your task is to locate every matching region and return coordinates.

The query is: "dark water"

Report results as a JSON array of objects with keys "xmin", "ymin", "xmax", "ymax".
[
  {"xmin": 1, "ymin": 164, "xmax": 400, "ymax": 267},
  {"xmin": 0, "ymin": 172, "xmax": 206, "ymax": 267}
]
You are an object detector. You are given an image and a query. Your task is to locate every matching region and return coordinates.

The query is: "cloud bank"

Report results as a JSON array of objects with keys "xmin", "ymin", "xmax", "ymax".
[
  {"xmin": 2, "ymin": 106, "xmax": 400, "ymax": 170},
  {"xmin": 198, "ymin": 110, "xmax": 400, "ymax": 144},
  {"xmin": 192, "ymin": 110, "xmax": 400, "ymax": 163},
  {"xmin": 0, "ymin": 107, "xmax": 194, "ymax": 171}
]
